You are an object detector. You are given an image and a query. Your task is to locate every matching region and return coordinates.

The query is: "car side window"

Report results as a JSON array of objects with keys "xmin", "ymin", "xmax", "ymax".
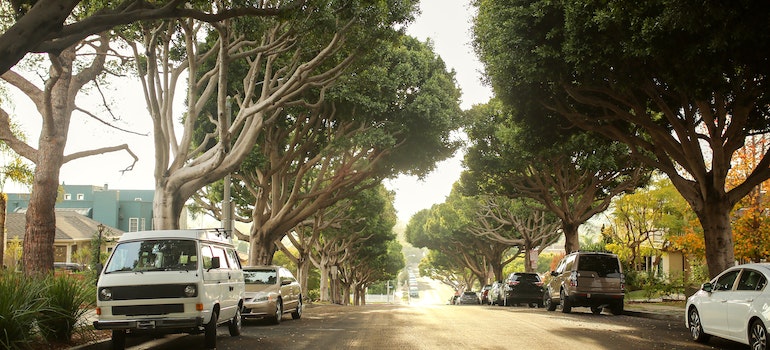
[
  {"xmin": 714, "ymin": 269, "xmax": 740, "ymax": 291},
  {"xmin": 736, "ymin": 269, "xmax": 767, "ymax": 291},
  {"xmin": 211, "ymin": 246, "xmax": 229, "ymax": 269},
  {"xmin": 564, "ymin": 255, "xmax": 576, "ymax": 272},
  {"xmin": 201, "ymin": 245, "xmax": 213, "ymax": 269},
  {"xmin": 225, "ymin": 248, "xmax": 241, "ymax": 270}
]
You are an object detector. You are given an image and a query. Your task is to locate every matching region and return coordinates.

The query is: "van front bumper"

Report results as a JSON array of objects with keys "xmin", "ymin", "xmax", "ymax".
[{"xmin": 93, "ymin": 317, "xmax": 203, "ymax": 331}]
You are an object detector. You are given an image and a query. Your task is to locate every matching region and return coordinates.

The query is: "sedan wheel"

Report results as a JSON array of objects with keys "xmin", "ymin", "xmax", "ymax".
[
  {"xmin": 750, "ymin": 319, "xmax": 767, "ymax": 350},
  {"xmin": 291, "ymin": 298, "xmax": 303, "ymax": 320},
  {"xmin": 271, "ymin": 302, "xmax": 283, "ymax": 325},
  {"xmin": 688, "ymin": 307, "xmax": 710, "ymax": 343}
]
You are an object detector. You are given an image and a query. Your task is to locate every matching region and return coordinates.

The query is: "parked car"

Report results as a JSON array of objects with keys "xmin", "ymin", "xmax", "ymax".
[
  {"xmin": 479, "ymin": 284, "xmax": 492, "ymax": 304},
  {"xmin": 54, "ymin": 262, "xmax": 85, "ymax": 271},
  {"xmin": 456, "ymin": 291, "xmax": 481, "ymax": 305},
  {"xmin": 242, "ymin": 265, "xmax": 303, "ymax": 324},
  {"xmin": 686, "ymin": 263, "xmax": 770, "ymax": 349},
  {"xmin": 543, "ymin": 251, "xmax": 625, "ymax": 315},
  {"xmin": 488, "ymin": 281, "xmax": 505, "ymax": 306},
  {"xmin": 503, "ymin": 272, "xmax": 544, "ymax": 307}
]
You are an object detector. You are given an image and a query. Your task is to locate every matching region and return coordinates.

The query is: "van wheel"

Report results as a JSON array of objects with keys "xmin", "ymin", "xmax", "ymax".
[
  {"xmin": 229, "ymin": 307, "xmax": 242, "ymax": 336},
  {"xmin": 111, "ymin": 330, "xmax": 126, "ymax": 350},
  {"xmin": 560, "ymin": 290, "xmax": 572, "ymax": 313},
  {"xmin": 270, "ymin": 301, "xmax": 282, "ymax": 324},
  {"xmin": 291, "ymin": 298, "xmax": 303, "ymax": 320},
  {"xmin": 205, "ymin": 310, "xmax": 218, "ymax": 349}
]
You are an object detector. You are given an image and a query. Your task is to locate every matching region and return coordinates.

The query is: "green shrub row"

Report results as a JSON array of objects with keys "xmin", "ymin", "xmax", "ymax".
[{"xmin": 0, "ymin": 270, "xmax": 96, "ymax": 349}]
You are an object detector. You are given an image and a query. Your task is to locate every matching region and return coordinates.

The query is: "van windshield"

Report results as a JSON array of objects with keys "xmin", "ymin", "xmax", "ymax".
[{"xmin": 104, "ymin": 239, "xmax": 198, "ymax": 273}]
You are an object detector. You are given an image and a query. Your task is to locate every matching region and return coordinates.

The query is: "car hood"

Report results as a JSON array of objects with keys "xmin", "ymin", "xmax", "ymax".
[{"xmin": 245, "ymin": 283, "xmax": 279, "ymax": 294}]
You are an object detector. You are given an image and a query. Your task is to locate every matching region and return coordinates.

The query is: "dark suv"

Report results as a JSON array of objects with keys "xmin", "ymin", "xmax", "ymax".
[
  {"xmin": 501, "ymin": 272, "xmax": 544, "ymax": 307},
  {"xmin": 543, "ymin": 252, "xmax": 625, "ymax": 315}
]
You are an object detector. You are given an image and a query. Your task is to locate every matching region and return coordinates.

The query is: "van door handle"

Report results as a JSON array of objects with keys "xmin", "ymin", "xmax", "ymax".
[{"xmin": 229, "ymin": 286, "xmax": 234, "ymax": 291}]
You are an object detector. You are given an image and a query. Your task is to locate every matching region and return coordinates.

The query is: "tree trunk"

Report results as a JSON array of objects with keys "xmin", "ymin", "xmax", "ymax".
[
  {"xmin": 23, "ymin": 145, "xmax": 64, "ymax": 274},
  {"xmin": 152, "ymin": 186, "xmax": 185, "ymax": 230},
  {"xmin": 297, "ymin": 255, "xmax": 312, "ymax": 300},
  {"xmin": 562, "ymin": 222, "xmax": 580, "ymax": 253},
  {"xmin": 248, "ymin": 234, "xmax": 277, "ymax": 265},
  {"xmin": 0, "ymin": 193, "xmax": 6, "ymax": 266},
  {"xmin": 696, "ymin": 200, "xmax": 736, "ymax": 278}
]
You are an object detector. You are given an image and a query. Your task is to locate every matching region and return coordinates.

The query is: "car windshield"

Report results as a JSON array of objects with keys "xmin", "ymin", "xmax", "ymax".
[
  {"xmin": 104, "ymin": 239, "xmax": 198, "ymax": 273},
  {"xmin": 244, "ymin": 269, "xmax": 278, "ymax": 284}
]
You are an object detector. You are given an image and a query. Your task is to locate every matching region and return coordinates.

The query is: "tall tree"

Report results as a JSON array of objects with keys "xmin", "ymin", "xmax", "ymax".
[
  {"xmin": 191, "ymin": 34, "xmax": 462, "ymax": 263},
  {"xmin": 127, "ymin": 1, "xmax": 422, "ymax": 230},
  {"xmin": 469, "ymin": 196, "xmax": 561, "ymax": 273},
  {"xmin": 461, "ymin": 100, "xmax": 649, "ymax": 254},
  {"xmin": 0, "ymin": 0, "xmax": 307, "ymax": 75},
  {"xmin": 473, "ymin": 0, "xmax": 770, "ymax": 277},
  {"xmin": 0, "ymin": 34, "xmax": 138, "ymax": 274}
]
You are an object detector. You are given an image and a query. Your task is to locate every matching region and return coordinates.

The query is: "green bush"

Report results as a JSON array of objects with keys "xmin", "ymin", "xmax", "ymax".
[
  {"xmin": 0, "ymin": 271, "xmax": 50, "ymax": 349},
  {"xmin": 38, "ymin": 274, "xmax": 95, "ymax": 342}
]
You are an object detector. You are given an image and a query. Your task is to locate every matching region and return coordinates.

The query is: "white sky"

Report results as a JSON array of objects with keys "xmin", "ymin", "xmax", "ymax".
[{"xmin": 3, "ymin": 0, "xmax": 493, "ymax": 224}]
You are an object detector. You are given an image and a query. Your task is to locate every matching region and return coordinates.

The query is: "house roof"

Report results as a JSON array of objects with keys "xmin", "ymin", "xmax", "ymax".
[{"xmin": 5, "ymin": 211, "xmax": 123, "ymax": 243}]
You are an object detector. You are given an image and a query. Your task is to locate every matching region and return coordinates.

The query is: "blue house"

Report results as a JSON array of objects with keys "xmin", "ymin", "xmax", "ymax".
[
  {"xmin": 4, "ymin": 184, "xmax": 154, "ymax": 267},
  {"xmin": 6, "ymin": 184, "xmax": 154, "ymax": 233}
]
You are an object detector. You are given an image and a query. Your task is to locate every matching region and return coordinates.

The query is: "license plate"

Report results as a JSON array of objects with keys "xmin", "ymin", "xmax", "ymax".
[
  {"xmin": 587, "ymin": 293, "xmax": 591, "ymax": 298},
  {"xmin": 137, "ymin": 320, "xmax": 156, "ymax": 329}
]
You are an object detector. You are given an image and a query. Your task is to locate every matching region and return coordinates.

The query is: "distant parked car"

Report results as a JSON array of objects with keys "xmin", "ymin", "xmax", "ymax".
[
  {"xmin": 479, "ymin": 285, "xmax": 492, "ymax": 304},
  {"xmin": 503, "ymin": 272, "xmax": 545, "ymax": 307},
  {"xmin": 686, "ymin": 263, "xmax": 770, "ymax": 349},
  {"xmin": 242, "ymin": 265, "xmax": 302, "ymax": 324},
  {"xmin": 456, "ymin": 291, "xmax": 481, "ymax": 305},
  {"xmin": 488, "ymin": 281, "xmax": 505, "ymax": 306},
  {"xmin": 54, "ymin": 262, "xmax": 85, "ymax": 271}
]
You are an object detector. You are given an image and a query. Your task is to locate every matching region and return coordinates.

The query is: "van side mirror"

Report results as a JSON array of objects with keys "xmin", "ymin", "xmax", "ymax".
[
  {"xmin": 701, "ymin": 282, "xmax": 713, "ymax": 293},
  {"xmin": 210, "ymin": 257, "xmax": 221, "ymax": 270}
]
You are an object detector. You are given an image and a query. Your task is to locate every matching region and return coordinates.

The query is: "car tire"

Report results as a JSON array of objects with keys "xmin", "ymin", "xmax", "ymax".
[
  {"xmin": 688, "ymin": 307, "xmax": 710, "ymax": 343},
  {"xmin": 750, "ymin": 319, "xmax": 767, "ymax": 350},
  {"xmin": 229, "ymin": 307, "xmax": 242, "ymax": 336},
  {"xmin": 591, "ymin": 306, "xmax": 602, "ymax": 315},
  {"xmin": 560, "ymin": 290, "xmax": 572, "ymax": 313},
  {"xmin": 111, "ymin": 329, "xmax": 126, "ymax": 350},
  {"xmin": 610, "ymin": 300, "xmax": 624, "ymax": 315},
  {"xmin": 205, "ymin": 310, "xmax": 218, "ymax": 349},
  {"xmin": 270, "ymin": 301, "xmax": 283, "ymax": 325},
  {"xmin": 544, "ymin": 291, "xmax": 557, "ymax": 311},
  {"xmin": 291, "ymin": 298, "xmax": 303, "ymax": 320}
]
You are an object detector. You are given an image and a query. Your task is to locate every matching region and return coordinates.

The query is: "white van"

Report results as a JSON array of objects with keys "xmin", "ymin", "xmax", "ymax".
[{"xmin": 93, "ymin": 229, "xmax": 245, "ymax": 349}]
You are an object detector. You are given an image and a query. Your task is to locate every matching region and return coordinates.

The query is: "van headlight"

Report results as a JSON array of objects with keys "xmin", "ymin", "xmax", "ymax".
[
  {"xmin": 184, "ymin": 284, "xmax": 197, "ymax": 297},
  {"xmin": 99, "ymin": 288, "xmax": 112, "ymax": 301}
]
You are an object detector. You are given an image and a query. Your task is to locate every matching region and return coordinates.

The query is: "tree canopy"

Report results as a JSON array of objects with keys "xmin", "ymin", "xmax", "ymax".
[{"xmin": 473, "ymin": 0, "xmax": 770, "ymax": 277}]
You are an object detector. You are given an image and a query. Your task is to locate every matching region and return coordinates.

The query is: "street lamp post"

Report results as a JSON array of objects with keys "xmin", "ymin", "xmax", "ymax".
[{"xmin": 96, "ymin": 223, "xmax": 105, "ymax": 264}]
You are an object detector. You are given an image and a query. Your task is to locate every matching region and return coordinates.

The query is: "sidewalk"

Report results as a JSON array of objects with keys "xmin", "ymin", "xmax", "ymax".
[{"xmin": 624, "ymin": 300, "xmax": 685, "ymax": 322}]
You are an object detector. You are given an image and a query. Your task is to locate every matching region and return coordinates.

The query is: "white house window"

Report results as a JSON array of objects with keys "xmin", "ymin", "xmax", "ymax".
[
  {"xmin": 64, "ymin": 194, "xmax": 71, "ymax": 200},
  {"xmin": 76, "ymin": 193, "xmax": 84, "ymax": 200},
  {"xmin": 140, "ymin": 218, "xmax": 146, "ymax": 231},
  {"xmin": 129, "ymin": 218, "xmax": 139, "ymax": 232}
]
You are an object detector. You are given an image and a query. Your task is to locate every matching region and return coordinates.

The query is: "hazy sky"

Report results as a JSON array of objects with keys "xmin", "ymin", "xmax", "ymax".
[
  {"xmin": 3, "ymin": 1, "xmax": 493, "ymax": 224},
  {"xmin": 385, "ymin": 0, "xmax": 493, "ymax": 223}
]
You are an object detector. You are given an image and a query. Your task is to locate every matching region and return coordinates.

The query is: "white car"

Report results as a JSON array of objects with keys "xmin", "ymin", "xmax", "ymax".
[{"xmin": 685, "ymin": 263, "xmax": 770, "ymax": 349}]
